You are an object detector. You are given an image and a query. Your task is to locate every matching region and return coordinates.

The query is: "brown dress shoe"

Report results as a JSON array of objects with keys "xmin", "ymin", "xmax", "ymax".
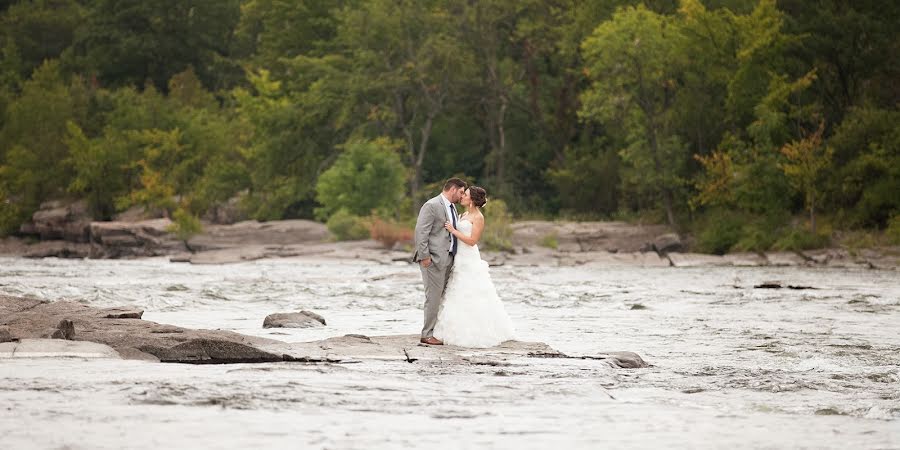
[{"xmin": 420, "ymin": 337, "xmax": 443, "ymax": 345}]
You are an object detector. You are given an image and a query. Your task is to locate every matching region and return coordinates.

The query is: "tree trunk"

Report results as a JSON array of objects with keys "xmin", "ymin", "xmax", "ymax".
[{"xmin": 809, "ymin": 191, "xmax": 816, "ymax": 234}]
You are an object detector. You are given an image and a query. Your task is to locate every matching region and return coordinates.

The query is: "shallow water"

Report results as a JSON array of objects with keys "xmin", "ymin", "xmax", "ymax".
[{"xmin": 0, "ymin": 256, "xmax": 898, "ymax": 449}]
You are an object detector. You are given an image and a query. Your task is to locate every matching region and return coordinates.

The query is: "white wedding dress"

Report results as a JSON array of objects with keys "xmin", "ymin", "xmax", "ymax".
[{"xmin": 433, "ymin": 218, "xmax": 516, "ymax": 348}]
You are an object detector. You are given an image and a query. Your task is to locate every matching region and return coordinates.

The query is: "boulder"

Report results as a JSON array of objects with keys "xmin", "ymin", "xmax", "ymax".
[
  {"xmin": 28, "ymin": 200, "xmax": 92, "ymax": 242},
  {"xmin": 0, "ymin": 326, "xmax": 12, "ymax": 343},
  {"xmin": 651, "ymin": 233, "xmax": 683, "ymax": 255},
  {"xmin": 89, "ymin": 219, "xmax": 185, "ymax": 257},
  {"xmin": 0, "ymin": 295, "xmax": 283, "ymax": 364},
  {"xmin": 263, "ymin": 311, "xmax": 327, "ymax": 328}
]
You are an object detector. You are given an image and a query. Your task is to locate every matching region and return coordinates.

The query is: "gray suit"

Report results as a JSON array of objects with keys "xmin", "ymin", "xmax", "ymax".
[{"xmin": 413, "ymin": 194, "xmax": 457, "ymax": 338}]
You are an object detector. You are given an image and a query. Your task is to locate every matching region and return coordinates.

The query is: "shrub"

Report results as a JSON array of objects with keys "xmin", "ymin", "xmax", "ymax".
[
  {"xmin": 369, "ymin": 216, "xmax": 412, "ymax": 249},
  {"xmin": 480, "ymin": 199, "xmax": 514, "ymax": 252},
  {"xmin": 539, "ymin": 232, "xmax": 559, "ymax": 249},
  {"xmin": 315, "ymin": 138, "xmax": 406, "ymax": 220},
  {"xmin": 771, "ymin": 226, "xmax": 831, "ymax": 251},
  {"xmin": 886, "ymin": 215, "xmax": 900, "ymax": 245},
  {"xmin": 326, "ymin": 209, "xmax": 370, "ymax": 241},
  {"xmin": 694, "ymin": 210, "xmax": 744, "ymax": 254},
  {"xmin": 167, "ymin": 207, "xmax": 203, "ymax": 241}
]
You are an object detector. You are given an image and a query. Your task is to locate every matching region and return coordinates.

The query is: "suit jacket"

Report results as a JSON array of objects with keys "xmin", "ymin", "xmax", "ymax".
[{"xmin": 413, "ymin": 194, "xmax": 456, "ymax": 268}]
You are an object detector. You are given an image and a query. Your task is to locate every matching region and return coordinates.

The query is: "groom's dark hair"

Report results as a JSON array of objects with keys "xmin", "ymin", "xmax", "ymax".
[{"xmin": 442, "ymin": 177, "xmax": 467, "ymax": 191}]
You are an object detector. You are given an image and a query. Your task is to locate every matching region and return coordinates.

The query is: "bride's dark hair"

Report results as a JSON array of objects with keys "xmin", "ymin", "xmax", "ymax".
[{"xmin": 469, "ymin": 186, "xmax": 487, "ymax": 208}]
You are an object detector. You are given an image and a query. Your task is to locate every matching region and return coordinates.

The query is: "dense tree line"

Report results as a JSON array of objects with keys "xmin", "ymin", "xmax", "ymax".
[{"xmin": 0, "ymin": 0, "xmax": 897, "ymax": 251}]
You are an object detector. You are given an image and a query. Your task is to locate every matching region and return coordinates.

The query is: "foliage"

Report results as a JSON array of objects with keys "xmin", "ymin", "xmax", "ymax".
[
  {"xmin": 539, "ymin": 232, "xmax": 558, "ymax": 250},
  {"xmin": 325, "ymin": 208, "xmax": 370, "ymax": 241},
  {"xmin": 479, "ymin": 198, "xmax": 513, "ymax": 252},
  {"xmin": 167, "ymin": 207, "xmax": 203, "ymax": 241},
  {"xmin": 368, "ymin": 216, "xmax": 412, "ymax": 249},
  {"xmin": 0, "ymin": 0, "xmax": 897, "ymax": 254},
  {"xmin": 315, "ymin": 138, "xmax": 407, "ymax": 220}
]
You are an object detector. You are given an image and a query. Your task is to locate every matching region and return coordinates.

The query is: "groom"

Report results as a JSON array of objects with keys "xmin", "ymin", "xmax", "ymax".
[{"xmin": 413, "ymin": 177, "xmax": 467, "ymax": 345}]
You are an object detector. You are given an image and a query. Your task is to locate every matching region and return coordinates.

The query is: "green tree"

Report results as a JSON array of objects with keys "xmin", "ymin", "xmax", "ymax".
[
  {"xmin": 779, "ymin": 122, "xmax": 832, "ymax": 233},
  {"xmin": 315, "ymin": 138, "xmax": 407, "ymax": 220},
  {"xmin": 71, "ymin": 0, "xmax": 242, "ymax": 91},
  {"xmin": 580, "ymin": 5, "xmax": 687, "ymax": 226}
]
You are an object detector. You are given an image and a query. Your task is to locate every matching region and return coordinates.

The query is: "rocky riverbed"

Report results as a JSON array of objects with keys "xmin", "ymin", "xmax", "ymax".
[{"xmin": 0, "ymin": 255, "xmax": 897, "ymax": 449}]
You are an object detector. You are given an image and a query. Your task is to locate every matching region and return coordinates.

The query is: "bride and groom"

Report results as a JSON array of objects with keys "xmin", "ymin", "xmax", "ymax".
[{"xmin": 413, "ymin": 177, "xmax": 515, "ymax": 348}]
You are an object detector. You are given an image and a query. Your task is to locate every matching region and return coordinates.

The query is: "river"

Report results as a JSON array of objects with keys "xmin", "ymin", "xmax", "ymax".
[{"xmin": 0, "ymin": 256, "xmax": 898, "ymax": 449}]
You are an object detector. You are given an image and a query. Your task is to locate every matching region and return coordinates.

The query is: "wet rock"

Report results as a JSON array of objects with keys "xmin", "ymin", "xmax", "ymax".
[
  {"xmin": 147, "ymin": 339, "xmax": 283, "ymax": 364},
  {"xmin": 0, "ymin": 326, "xmax": 12, "ymax": 343},
  {"xmin": 23, "ymin": 241, "xmax": 92, "ymax": 259},
  {"xmin": 46, "ymin": 319, "xmax": 75, "ymax": 339},
  {"xmin": 263, "ymin": 311, "xmax": 326, "ymax": 328},
  {"xmin": 667, "ymin": 252, "xmax": 731, "ymax": 267},
  {"xmin": 115, "ymin": 347, "xmax": 160, "ymax": 362},
  {"xmin": 0, "ymin": 339, "xmax": 122, "ymax": 359},
  {"xmin": 101, "ymin": 307, "xmax": 143, "ymax": 319},
  {"xmin": 651, "ymin": 233, "xmax": 683, "ymax": 255}
]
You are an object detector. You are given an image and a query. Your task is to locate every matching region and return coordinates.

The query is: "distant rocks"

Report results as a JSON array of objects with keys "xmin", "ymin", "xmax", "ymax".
[
  {"xmin": 263, "ymin": 311, "xmax": 327, "ymax": 328},
  {"xmin": 89, "ymin": 219, "xmax": 185, "ymax": 258},
  {"xmin": 27, "ymin": 200, "xmax": 92, "ymax": 242}
]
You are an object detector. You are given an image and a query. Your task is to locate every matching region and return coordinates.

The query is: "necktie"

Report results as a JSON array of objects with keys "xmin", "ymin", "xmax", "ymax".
[{"xmin": 450, "ymin": 204, "xmax": 458, "ymax": 255}]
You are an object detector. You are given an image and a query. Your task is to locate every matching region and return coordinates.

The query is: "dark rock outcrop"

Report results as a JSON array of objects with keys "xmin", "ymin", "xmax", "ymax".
[
  {"xmin": 0, "ymin": 295, "xmax": 281, "ymax": 364},
  {"xmin": 263, "ymin": 311, "xmax": 327, "ymax": 328},
  {"xmin": 89, "ymin": 219, "xmax": 186, "ymax": 258},
  {"xmin": 26, "ymin": 200, "xmax": 92, "ymax": 242},
  {"xmin": 651, "ymin": 233, "xmax": 683, "ymax": 255},
  {"xmin": 0, "ymin": 326, "xmax": 12, "ymax": 343}
]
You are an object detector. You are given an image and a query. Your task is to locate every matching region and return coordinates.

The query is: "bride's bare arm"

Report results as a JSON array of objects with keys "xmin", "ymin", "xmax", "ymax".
[{"xmin": 445, "ymin": 215, "xmax": 485, "ymax": 246}]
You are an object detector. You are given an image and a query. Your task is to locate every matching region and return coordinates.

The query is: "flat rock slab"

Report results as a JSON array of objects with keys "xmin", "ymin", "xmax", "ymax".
[
  {"xmin": 0, "ymin": 295, "xmax": 647, "ymax": 368},
  {"xmin": 667, "ymin": 253, "xmax": 730, "ymax": 267},
  {"xmin": 0, "ymin": 339, "xmax": 121, "ymax": 359},
  {"xmin": 0, "ymin": 295, "xmax": 281, "ymax": 364}
]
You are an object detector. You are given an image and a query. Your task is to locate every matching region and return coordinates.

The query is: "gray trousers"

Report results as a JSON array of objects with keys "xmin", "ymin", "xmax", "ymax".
[{"xmin": 420, "ymin": 255, "xmax": 454, "ymax": 338}]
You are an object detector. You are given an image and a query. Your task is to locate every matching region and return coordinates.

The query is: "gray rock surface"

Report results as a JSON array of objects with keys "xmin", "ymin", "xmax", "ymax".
[
  {"xmin": 187, "ymin": 220, "xmax": 329, "ymax": 251},
  {"xmin": 27, "ymin": 200, "xmax": 92, "ymax": 242},
  {"xmin": 0, "ymin": 339, "xmax": 122, "ymax": 359},
  {"xmin": 263, "ymin": 311, "xmax": 327, "ymax": 328},
  {"xmin": 0, "ymin": 295, "xmax": 647, "ymax": 368},
  {"xmin": 0, "ymin": 295, "xmax": 281, "ymax": 364},
  {"xmin": 89, "ymin": 219, "xmax": 185, "ymax": 258}
]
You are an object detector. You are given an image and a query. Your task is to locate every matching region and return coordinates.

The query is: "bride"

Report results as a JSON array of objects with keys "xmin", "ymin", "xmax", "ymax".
[{"xmin": 433, "ymin": 186, "xmax": 516, "ymax": 348}]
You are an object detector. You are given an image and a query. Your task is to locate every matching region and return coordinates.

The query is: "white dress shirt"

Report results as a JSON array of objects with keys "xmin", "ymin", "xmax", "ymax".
[{"xmin": 440, "ymin": 193, "xmax": 458, "ymax": 252}]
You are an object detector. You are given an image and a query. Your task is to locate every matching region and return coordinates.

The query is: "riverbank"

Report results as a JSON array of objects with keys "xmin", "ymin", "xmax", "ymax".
[{"xmin": 1, "ymin": 201, "xmax": 897, "ymax": 269}]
